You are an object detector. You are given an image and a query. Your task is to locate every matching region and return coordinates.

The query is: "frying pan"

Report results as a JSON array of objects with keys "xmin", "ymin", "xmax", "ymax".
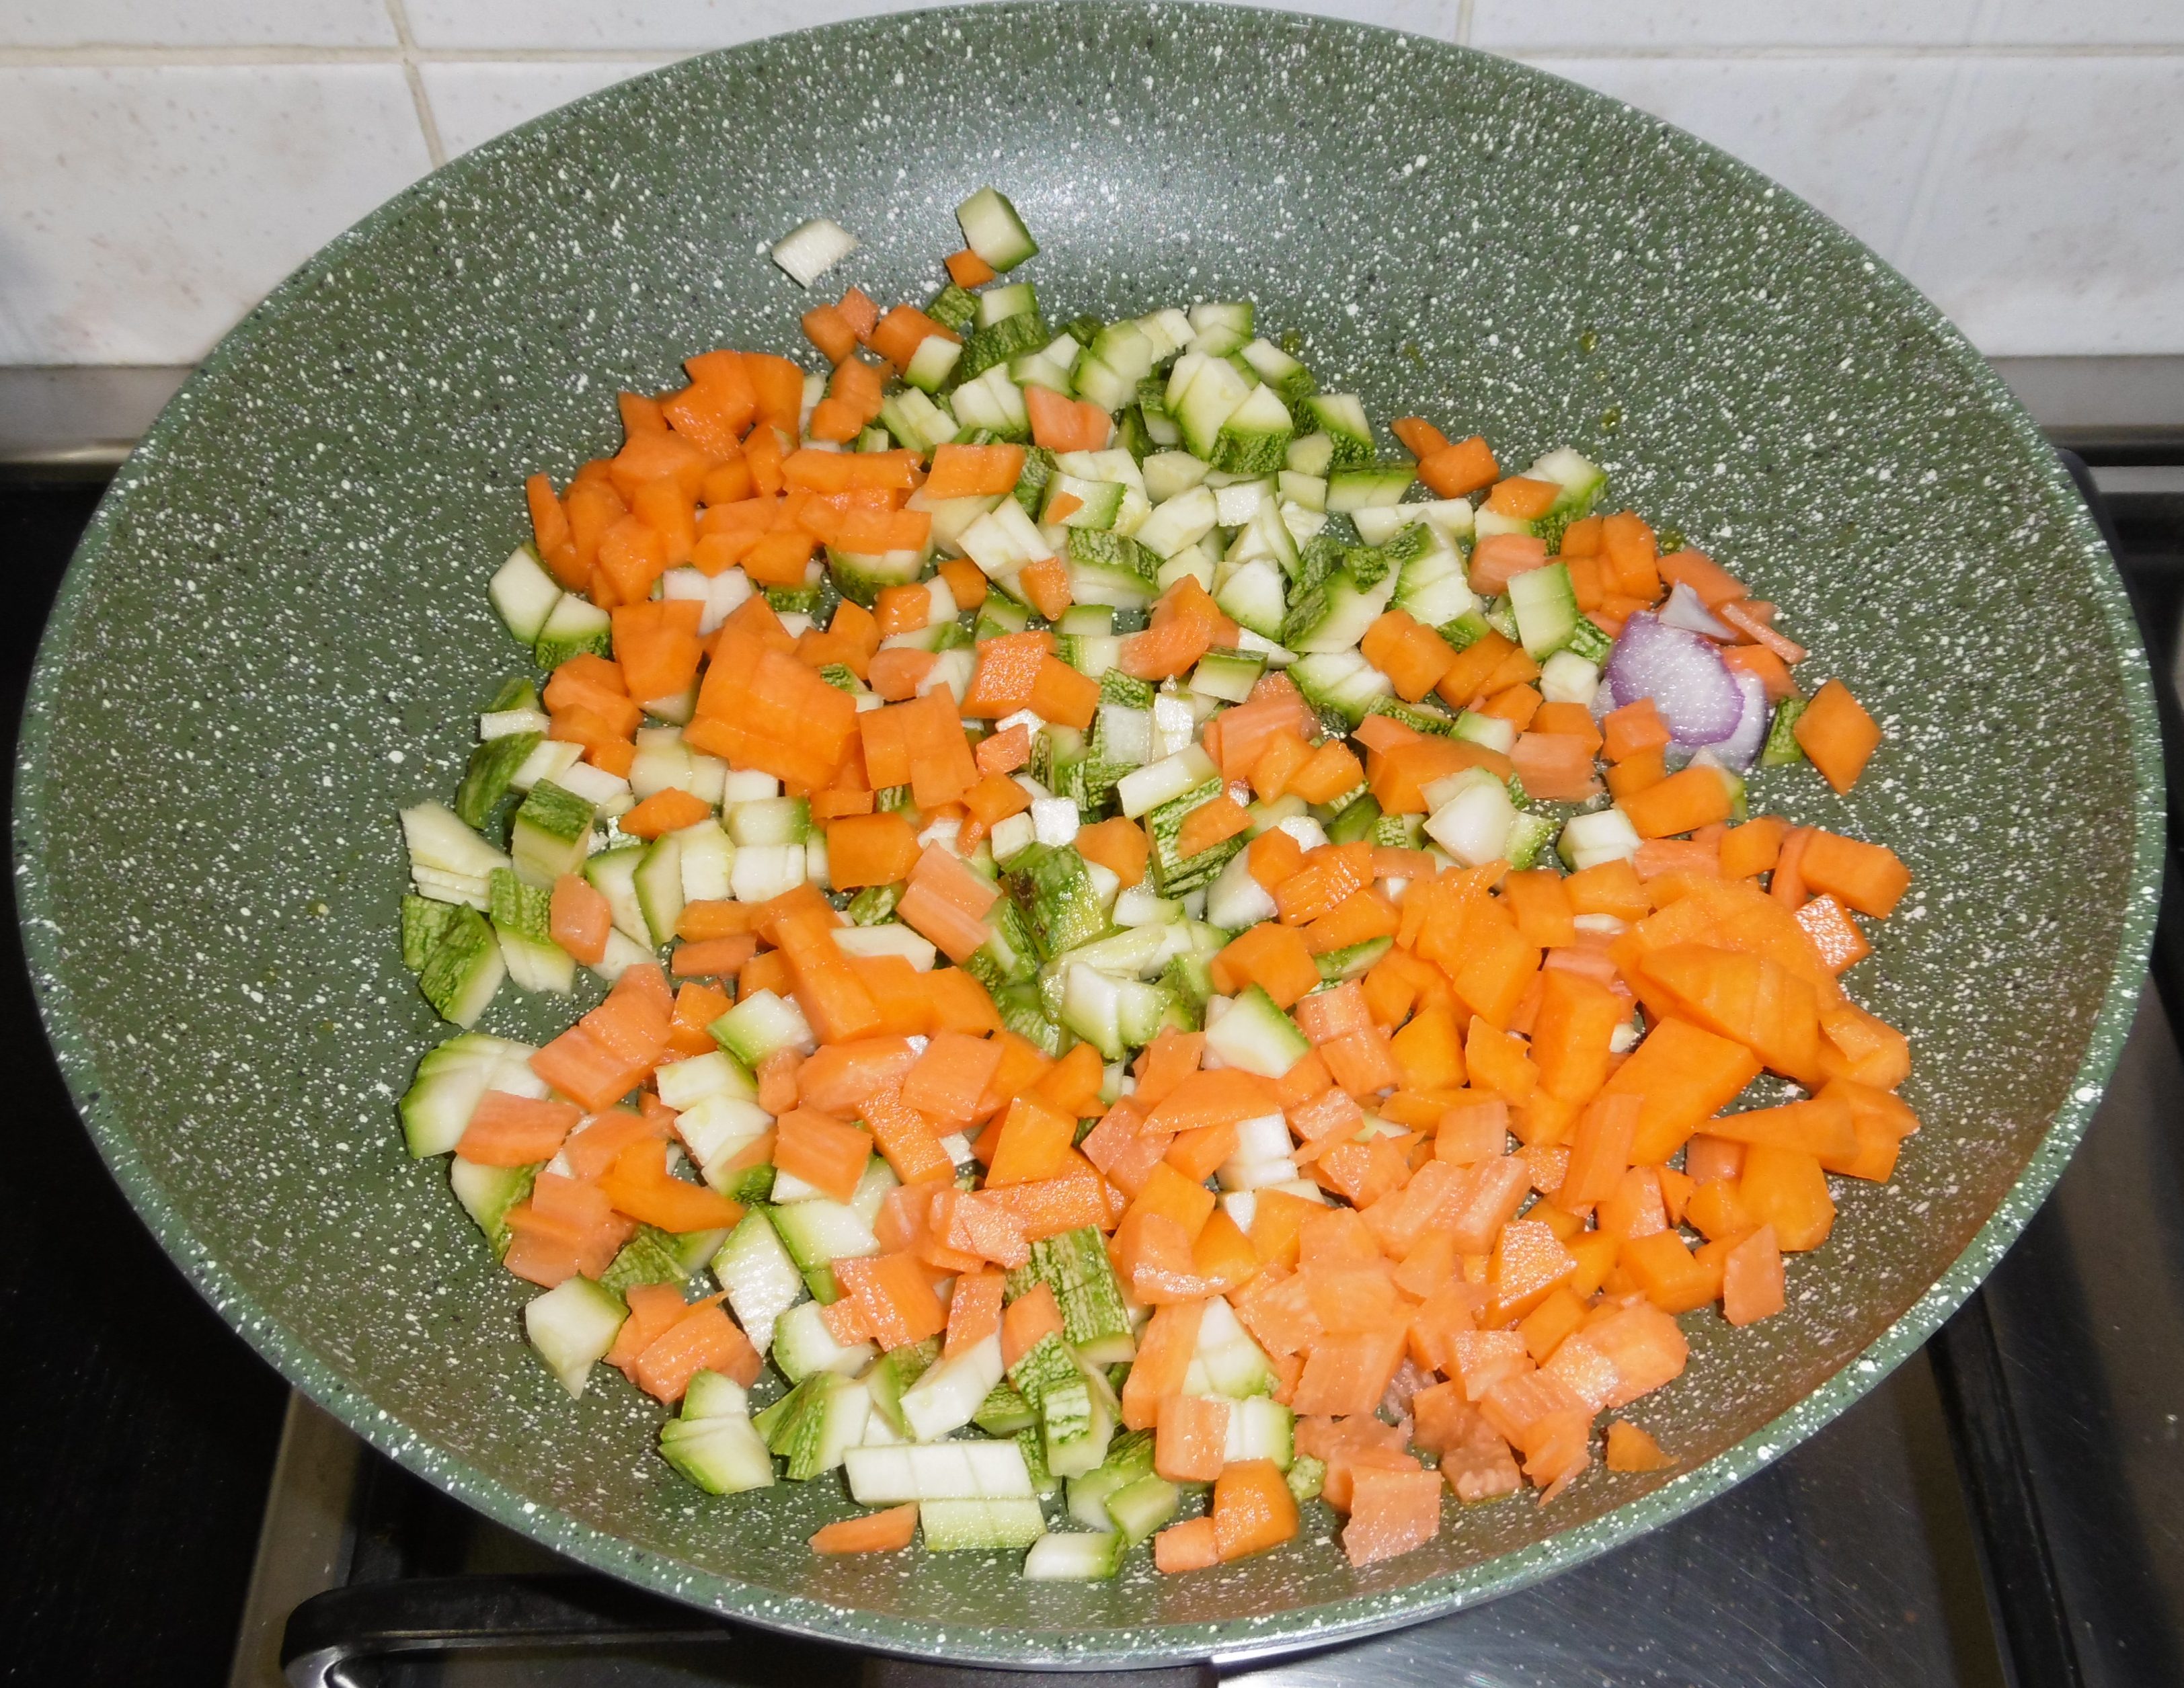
[{"xmin": 13, "ymin": 1, "xmax": 2160, "ymax": 1669}]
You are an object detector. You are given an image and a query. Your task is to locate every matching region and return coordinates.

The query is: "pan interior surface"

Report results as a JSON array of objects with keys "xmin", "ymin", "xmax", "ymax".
[{"xmin": 13, "ymin": 1, "xmax": 2158, "ymax": 1666}]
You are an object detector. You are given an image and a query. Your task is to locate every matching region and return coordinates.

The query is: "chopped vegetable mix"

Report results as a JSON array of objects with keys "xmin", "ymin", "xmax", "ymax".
[{"xmin": 399, "ymin": 185, "xmax": 1909, "ymax": 1576}]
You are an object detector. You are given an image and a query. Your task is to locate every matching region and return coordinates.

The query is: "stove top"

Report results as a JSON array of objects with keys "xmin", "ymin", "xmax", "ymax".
[{"xmin": 3, "ymin": 450, "xmax": 2180, "ymax": 1688}]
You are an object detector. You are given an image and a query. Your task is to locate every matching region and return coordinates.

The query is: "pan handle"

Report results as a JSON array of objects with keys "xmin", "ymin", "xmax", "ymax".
[
  {"xmin": 280, "ymin": 1574, "xmax": 732, "ymax": 1687},
  {"xmin": 281, "ymin": 1574, "xmax": 1216, "ymax": 1688},
  {"xmin": 863, "ymin": 1662, "xmax": 1212, "ymax": 1688}
]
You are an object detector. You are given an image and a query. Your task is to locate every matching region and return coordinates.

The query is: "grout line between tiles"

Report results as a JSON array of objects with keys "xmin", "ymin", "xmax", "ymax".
[{"xmin": 381, "ymin": 0, "xmax": 446, "ymax": 169}]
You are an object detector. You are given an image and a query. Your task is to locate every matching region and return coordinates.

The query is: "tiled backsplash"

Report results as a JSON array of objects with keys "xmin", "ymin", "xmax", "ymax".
[{"xmin": 1, "ymin": 1, "xmax": 2177, "ymax": 365}]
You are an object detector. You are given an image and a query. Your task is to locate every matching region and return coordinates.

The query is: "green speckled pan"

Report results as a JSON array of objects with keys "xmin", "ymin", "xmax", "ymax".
[{"xmin": 13, "ymin": 1, "xmax": 2160, "ymax": 1667}]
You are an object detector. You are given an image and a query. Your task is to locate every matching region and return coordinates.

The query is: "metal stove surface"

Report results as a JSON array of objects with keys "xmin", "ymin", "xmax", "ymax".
[{"xmin": 251, "ymin": 1337, "xmax": 1999, "ymax": 1688}]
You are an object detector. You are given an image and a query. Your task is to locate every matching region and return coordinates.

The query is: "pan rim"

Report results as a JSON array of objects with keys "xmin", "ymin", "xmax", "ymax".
[{"xmin": 13, "ymin": 0, "xmax": 2162, "ymax": 1666}]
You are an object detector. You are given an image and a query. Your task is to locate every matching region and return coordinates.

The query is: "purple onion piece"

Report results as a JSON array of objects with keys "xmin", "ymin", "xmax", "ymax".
[
  {"xmin": 1659, "ymin": 580, "xmax": 1737, "ymax": 640},
  {"xmin": 1709, "ymin": 671, "xmax": 1771, "ymax": 770},
  {"xmin": 1604, "ymin": 612, "xmax": 1744, "ymax": 745}
]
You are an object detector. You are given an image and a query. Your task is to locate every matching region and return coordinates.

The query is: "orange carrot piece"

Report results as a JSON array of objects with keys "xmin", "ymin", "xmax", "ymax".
[
  {"xmin": 1276, "ymin": 841, "xmax": 1373, "ymax": 926},
  {"xmin": 1155, "ymin": 1393, "xmax": 1231, "ymax": 1482},
  {"xmin": 1794, "ymin": 893, "xmax": 1872, "ymax": 974},
  {"xmin": 1657, "ymin": 549, "xmax": 1748, "ymax": 608},
  {"xmin": 1154, "ymin": 1515, "xmax": 1221, "ymax": 1575},
  {"xmin": 1797, "ymin": 830, "xmax": 1911, "ymax": 918},
  {"xmin": 1028, "ymin": 1040, "xmax": 1105, "ymax": 1117},
  {"xmin": 1336, "ymin": 1458, "xmax": 1441, "ymax": 1563},
  {"xmin": 1210, "ymin": 922, "xmax": 1321, "ymax": 1009},
  {"xmin": 774, "ymin": 911, "xmax": 884, "ymax": 1043},
  {"xmin": 901, "ymin": 1030, "xmax": 1006, "ymax": 1125},
  {"xmin": 810, "ymin": 1502, "xmax": 920, "ymax": 1554},
  {"xmin": 896, "ymin": 845, "xmax": 1001, "ymax": 964},
  {"xmin": 824, "ymin": 811, "xmax": 922, "ymax": 891},
  {"xmin": 802, "ymin": 302, "xmax": 859, "ymax": 366},
  {"xmin": 1604, "ymin": 1420, "xmax": 1676, "ymax": 1474},
  {"xmin": 1122, "ymin": 1300, "xmax": 1204, "ymax": 1431},
  {"xmin": 1486, "ymin": 475, "xmax": 1560, "ymax": 519},
  {"xmin": 1025, "ymin": 385, "xmax": 1114, "ymax": 453},
  {"xmin": 1601, "ymin": 698, "xmax": 1671, "ymax": 762},
  {"xmin": 458, "ymin": 1092, "xmax": 581, "ymax": 1166},
  {"xmin": 754, "ymin": 1047, "xmax": 802, "ymax": 1115},
  {"xmin": 671, "ymin": 935, "xmax": 756, "ymax": 979},
  {"xmin": 1793, "ymin": 678, "xmax": 1882, "ymax": 793},
  {"xmin": 1029, "ymin": 656, "xmax": 1100, "ymax": 729},
  {"xmin": 1619, "ymin": 766, "xmax": 1735, "ymax": 840},
  {"xmin": 1018, "ymin": 555, "xmax": 1074, "ymax": 621},
  {"xmin": 945, "ymin": 1268, "xmax": 1006, "ymax": 1359},
  {"xmin": 924, "ymin": 441, "xmax": 1024, "ymax": 499},
  {"xmin": 1558, "ymin": 1092, "xmax": 1640, "ymax": 1214},
  {"xmin": 1611, "ymin": 1228, "xmax": 1718, "ymax": 1316},
  {"xmin": 1391, "ymin": 416, "xmax": 1452, "ymax": 458},
  {"xmin": 1000, "ymin": 1280, "xmax": 1064, "ymax": 1369},
  {"xmin": 1738, "ymin": 1145, "xmax": 1836, "ymax": 1252},
  {"xmin": 1142, "ymin": 1070, "xmax": 1282, "ymax": 1138},
  {"xmin": 1417, "ymin": 435, "xmax": 1498, "ymax": 499},
  {"xmin": 985, "ymin": 1095, "xmax": 1077, "ymax": 1187},
  {"xmin": 1291, "ymin": 1326, "xmax": 1408, "ymax": 1419},
  {"xmin": 633, "ymin": 1301, "xmax": 761, "ymax": 1400},
  {"xmin": 561, "ymin": 1109, "xmax": 666, "ymax": 1184},
  {"xmin": 1132, "ymin": 1027, "xmax": 1206, "ymax": 1109},
  {"xmin": 945, "ymin": 247, "xmax": 998, "ymax": 287},
  {"xmin": 606, "ymin": 1280, "xmax": 689, "ymax": 1373},
  {"xmin": 1721, "ymin": 1223, "xmax": 1786, "ymax": 1325},
  {"xmin": 1213, "ymin": 1457, "xmax": 1300, "ymax": 1562},
  {"xmin": 1510, "ymin": 731, "xmax": 1602, "ymax": 803},
  {"xmin": 797, "ymin": 1038, "xmax": 918, "ymax": 1114},
  {"xmin": 975, "ymin": 723, "xmax": 1031, "ymax": 775},
  {"xmin": 1596, "ymin": 1017, "xmax": 1762, "ymax": 1166},
  {"xmin": 772, "ymin": 1108, "xmax": 873, "ymax": 1204},
  {"xmin": 834, "ymin": 1250, "xmax": 949, "ymax": 1350},
  {"xmin": 867, "ymin": 304, "xmax": 958, "ymax": 368},
  {"xmin": 549, "ymin": 873, "xmax": 612, "ymax": 967},
  {"xmin": 1719, "ymin": 814, "xmax": 1789, "ymax": 881},
  {"xmin": 667, "ymin": 981, "xmax": 731, "ymax": 1057},
  {"xmin": 1719, "ymin": 599, "xmax": 1805, "ymax": 663},
  {"xmin": 1076, "ymin": 816, "xmax": 1150, "ymax": 888},
  {"xmin": 984, "ymin": 1157, "xmax": 1112, "ymax": 1242},
  {"xmin": 1176, "ymin": 795, "xmax": 1252, "ymax": 860},
  {"xmin": 598, "ymin": 1139, "xmax": 742, "ymax": 1233},
  {"xmin": 529, "ymin": 1024, "xmax": 648, "ymax": 1116},
  {"xmin": 1464, "ymin": 1016, "xmax": 1539, "ymax": 1103},
  {"xmin": 1287, "ymin": 739, "xmax": 1367, "ymax": 805},
  {"xmin": 1469, "ymin": 532, "xmax": 1549, "ymax": 596}
]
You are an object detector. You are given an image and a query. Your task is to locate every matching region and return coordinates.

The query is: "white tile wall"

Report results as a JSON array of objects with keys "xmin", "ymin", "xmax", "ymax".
[
  {"xmin": 1471, "ymin": 1, "xmax": 1986, "ymax": 50},
  {"xmin": 1980, "ymin": 0, "xmax": 2184, "ymax": 46},
  {"xmin": 401, "ymin": 0, "xmax": 1458, "ymax": 50},
  {"xmin": 5, "ymin": 1, "xmax": 397, "ymax": 49},
  {"xmin": 0, "ymin": 1, "xmax": 2176, "ymax": 365},
  {"xmin": 1892, "ymin": 54, "xmax": 2184, "ymax": 356},
  {"xmin": 403, "ymin": 0, "xmax": 918, "ymax": 51},
  {"xmin": 419, "ymin": 61, "xmax": 665, "ymax": 159},
  {"xmin": 0, "ymin": 66, "xmax": 432, "ymax": 365},
  {"xmin": 1523, "ymin": 56, "xmax": 1959, "ymax": 261}
]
